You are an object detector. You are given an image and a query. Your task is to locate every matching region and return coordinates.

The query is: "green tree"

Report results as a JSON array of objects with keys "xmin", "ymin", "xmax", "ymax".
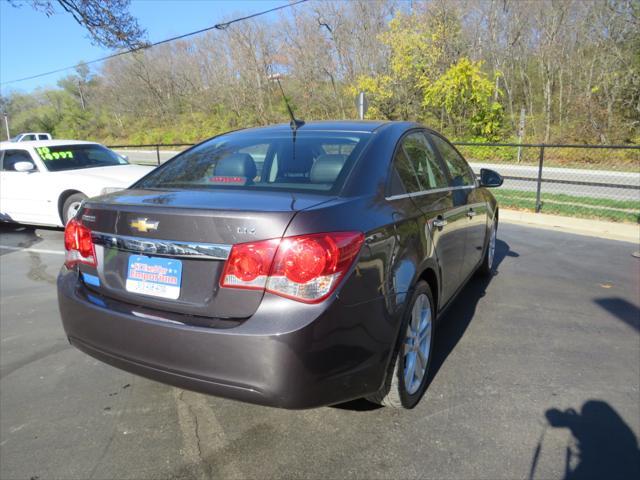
[
  {"xmin": 422, "ymin": 58, "xmax": 503, "ymax": 139},
  {"xmin": 352, "ymin": 7, "xmax": 461, "ymax": 121}
]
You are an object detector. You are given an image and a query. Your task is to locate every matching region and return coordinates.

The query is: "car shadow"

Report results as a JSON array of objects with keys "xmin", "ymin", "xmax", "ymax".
[
  {"xmin": 426, "ymin": 238, "xmax": 516, "ymax": 388},
  {"xmin": 593, "ymin": 297, "xmax": 640, "ymax": 333},
  {"xmin": 334, "ymin": 238, "xmax": 516, "ymax": 411},
  {"xmin": 528, "ymin": 400, "xmax": 640, "ymax": 479},
  {"xmin": 331, "ymin": 397, "xmax": 384, "ymax": 411}
]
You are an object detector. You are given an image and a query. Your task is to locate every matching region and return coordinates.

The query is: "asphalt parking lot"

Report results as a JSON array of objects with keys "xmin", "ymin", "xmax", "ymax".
[{"xmin": 1, "ymin": 222, "xmax": 638, "ymax": 480}]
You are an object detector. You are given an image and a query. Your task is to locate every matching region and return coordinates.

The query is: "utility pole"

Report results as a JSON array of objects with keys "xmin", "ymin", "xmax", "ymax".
[
  {"xmin": 355, "ymin": 92, "xmax": 368, "ymax": 120},
  {"xmin": 1, "ymin": 113, "xmax": 9, "ymax": 141}
]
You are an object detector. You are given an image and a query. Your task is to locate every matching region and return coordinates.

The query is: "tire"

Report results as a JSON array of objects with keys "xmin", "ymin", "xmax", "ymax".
[
  {"xmin": 367, "ymin": 281, "xmax": 435, "ymax": 409},
  {"xmin": 62, "ymin": 193, "xmax": 87, "ymax": 224},
  {"xmin": 478, "ymin": 217, "xmax": 498, "ymax": 276}
]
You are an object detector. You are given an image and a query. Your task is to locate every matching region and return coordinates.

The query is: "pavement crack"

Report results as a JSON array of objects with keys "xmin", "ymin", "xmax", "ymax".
[
  {"xmin": 174, "ymin": 389, "xmax": 210, "ymax": 480},
  {"xmin": 173, "ymin": 389, "xmax": 246, "ymax": 479},
  {"xmin": 182, "ymin": 390, "xmax": 205, "ymax": 464}
]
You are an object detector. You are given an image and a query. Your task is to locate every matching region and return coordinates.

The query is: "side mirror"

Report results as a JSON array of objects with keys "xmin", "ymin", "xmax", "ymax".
[
  {"xmin": 479, "ymin": 168, "xmax": 503, "ymax": 188},
  {"xmin": 14, "ymin": 161, "xmax": 36, "ymax": 172}
]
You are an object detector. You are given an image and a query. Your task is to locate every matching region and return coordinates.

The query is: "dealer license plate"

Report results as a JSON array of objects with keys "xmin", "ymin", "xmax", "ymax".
[{"xmin": 125, "ymin": 255, "xmax": 182, "ymax": 300}]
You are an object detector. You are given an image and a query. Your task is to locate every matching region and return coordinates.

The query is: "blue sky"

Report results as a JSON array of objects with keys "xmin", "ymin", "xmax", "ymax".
[{"xmin": 1, "ymin": 0, "xmax": 286, "ymax": 94}]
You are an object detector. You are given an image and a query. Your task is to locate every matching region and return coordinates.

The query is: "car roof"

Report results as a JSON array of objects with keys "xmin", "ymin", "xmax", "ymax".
[
  {"xmin": 237, "ymin": 120, "xmax": 396, "ymax": 135},
  {"xmin": 0, "ymin": 139, "xmax": 100, "ymax": 149}
]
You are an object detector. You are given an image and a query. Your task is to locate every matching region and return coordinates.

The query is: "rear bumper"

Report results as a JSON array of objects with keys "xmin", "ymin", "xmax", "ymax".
[{"xmin": 57, "ymin": 268, "xmax": 395, "ymax": 409}]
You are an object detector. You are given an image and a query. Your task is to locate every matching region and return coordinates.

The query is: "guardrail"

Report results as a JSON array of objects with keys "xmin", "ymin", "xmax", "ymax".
[{"xmin": 108, "ymin": 141, "xmax": 640, "ymax": 223}]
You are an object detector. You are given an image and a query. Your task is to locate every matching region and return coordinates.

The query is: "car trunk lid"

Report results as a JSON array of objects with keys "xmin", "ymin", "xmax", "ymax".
[{"xmin": 77, "ymin": 188, "xmax": 332, "ymax": 319}]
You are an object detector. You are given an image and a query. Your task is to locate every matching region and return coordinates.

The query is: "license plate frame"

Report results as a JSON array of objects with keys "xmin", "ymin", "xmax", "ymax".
[{"xmin": 125, "ymin": 255, "xmax": 182, "ymax": 300}]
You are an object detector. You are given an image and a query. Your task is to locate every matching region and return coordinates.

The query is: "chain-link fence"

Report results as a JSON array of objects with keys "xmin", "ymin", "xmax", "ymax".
[
  {"xmin": 110, "ymin": 141, "xmax": 640, "ymax": 224},
  {"xmin": 109, "ymin": 143, "xmax": 193, "ymax": 166},
  {"xmin": 455, "ymin": 142, "xmax": 640, "ymax": 224}
]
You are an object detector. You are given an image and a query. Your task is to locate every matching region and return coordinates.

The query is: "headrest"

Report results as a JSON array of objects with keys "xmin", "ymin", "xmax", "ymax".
[
  {"xmin": 214, "ymin": 153, "xmax": 257, "ymax": 179},
  {"xmin": 279, "ymin": 143, "xmax": 316, "ymax": 176},
  {"xmin": 310, "ymin": 154, "xmax": 347, "ymax": 184}
]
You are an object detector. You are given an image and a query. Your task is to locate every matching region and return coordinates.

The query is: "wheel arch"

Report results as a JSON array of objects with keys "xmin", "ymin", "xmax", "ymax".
[{"xmin": 418, "ymin": 267, "xmax": 439, "ymax": 315}]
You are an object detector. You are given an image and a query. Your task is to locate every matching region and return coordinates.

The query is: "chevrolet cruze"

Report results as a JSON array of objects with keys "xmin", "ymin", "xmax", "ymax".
[{"xmin": 57, "ymin": 121, "xmax": 503, "ymax": 409}]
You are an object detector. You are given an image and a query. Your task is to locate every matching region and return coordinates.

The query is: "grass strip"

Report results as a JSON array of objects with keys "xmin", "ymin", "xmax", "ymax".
[{"xmin": 493, "ymin": 189, "xmax": 639, "ymax": 223}]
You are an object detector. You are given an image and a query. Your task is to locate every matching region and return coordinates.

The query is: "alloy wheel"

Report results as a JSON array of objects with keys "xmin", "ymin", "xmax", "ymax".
[{"xmin": 403, "ymin": 293, "xmax": 432, "ymax": 395}]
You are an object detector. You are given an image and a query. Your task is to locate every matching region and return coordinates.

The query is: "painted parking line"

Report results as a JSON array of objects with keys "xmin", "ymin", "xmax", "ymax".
[{"xmin": 0, "ymin": 245, "xmax": 64, "ymax": 255}]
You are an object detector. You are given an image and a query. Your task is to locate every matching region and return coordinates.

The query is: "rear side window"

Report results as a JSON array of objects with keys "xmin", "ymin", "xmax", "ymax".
[
  {"xmin": 388, "ymin": 148, "xmax": 421, "ymax": 196},
  {"xmin": 136, "ymin": 131, "xmax": 371, "ymax": 194},
  {"xmin": 402, "ymin": 132, "xmax": 448, "ymax": 190},
  {"xmin": 429, "ymin": 134, "xmax": 475, "ymax": 187},
  {"xmin": 1, "ymin": 150, "xmax": 35, "ymax": 171}
]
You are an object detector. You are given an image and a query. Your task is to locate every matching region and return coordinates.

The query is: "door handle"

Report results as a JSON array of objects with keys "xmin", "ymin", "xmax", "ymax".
[
  {"xmin": 432, "ymin": 218, "xmax": 447, "ymax": 228},
  {"xmin": 467, "ymin": 209, "xmax": 477, "ymax": 218}
]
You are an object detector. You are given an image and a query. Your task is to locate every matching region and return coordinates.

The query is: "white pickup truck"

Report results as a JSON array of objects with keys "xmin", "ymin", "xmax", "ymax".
[{"xmin": 11, "ymin": 132, "xmax": 52, "ymax": 142}]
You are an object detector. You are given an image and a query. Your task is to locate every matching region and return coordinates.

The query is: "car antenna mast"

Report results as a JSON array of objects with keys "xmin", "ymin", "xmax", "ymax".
[{"xmin": 269, "ymin": 74, "xmax": 304, "ymax": 131}]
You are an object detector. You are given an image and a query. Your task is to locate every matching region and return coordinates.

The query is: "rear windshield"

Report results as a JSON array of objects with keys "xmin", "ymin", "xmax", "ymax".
[
  {"xmin": 35, "ymin": 144, "xmax": 128, "ymax": 171},
  {"xmin": 135, "ymin": 130, "xmax": 371, "ymax": 194}
]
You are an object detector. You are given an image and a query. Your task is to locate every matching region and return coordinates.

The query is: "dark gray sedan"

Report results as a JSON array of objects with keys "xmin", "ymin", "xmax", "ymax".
[{"xmin": 57, "ymin": 121, "xmax": 502, "ymax": 409}]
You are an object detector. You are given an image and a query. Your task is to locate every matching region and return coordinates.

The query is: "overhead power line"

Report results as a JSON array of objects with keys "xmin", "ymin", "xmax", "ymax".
[{"xmin": 1, "ymin": 0, "xmax": 309, "ymax": 86}]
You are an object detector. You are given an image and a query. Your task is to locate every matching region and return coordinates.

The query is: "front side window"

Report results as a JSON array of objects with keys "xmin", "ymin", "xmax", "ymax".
[
  {"xmin": 1, "ymin": 150, "xmax": 35, "ymax": 171},
  {"xmin": 402, "ymin": 132, "xmax": 448, "ymax": 190},
  {"xmin": 429, "ymin": 134, "xmax": 475, "ymax": 187},
  {"xmin": 136, "ymin": 131, "xmax": 370, "ymax": 194},
  {"xmin": 33, "ymin": 144, "xmax": 128, "ymax": 172}
]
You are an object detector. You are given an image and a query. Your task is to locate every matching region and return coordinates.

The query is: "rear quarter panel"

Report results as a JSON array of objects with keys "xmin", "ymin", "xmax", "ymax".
[{"xmin": 285, "ymin": 192, "xmax": 427, "ymax": 395}]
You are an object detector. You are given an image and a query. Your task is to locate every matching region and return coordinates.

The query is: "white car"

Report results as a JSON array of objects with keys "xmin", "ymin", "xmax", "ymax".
[{"xmin": 0, "ymin": 140, "xmax": 154, "ymax": 226}]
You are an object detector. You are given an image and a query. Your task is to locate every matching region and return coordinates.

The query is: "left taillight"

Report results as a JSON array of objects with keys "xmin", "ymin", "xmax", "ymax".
[
  {"xmin": 64, "ymin": 218, "xmax": 97, "ymax": 268},
  {"xmin": 220, "ymin": 231, "xmax": 364, "ymax": 304}
]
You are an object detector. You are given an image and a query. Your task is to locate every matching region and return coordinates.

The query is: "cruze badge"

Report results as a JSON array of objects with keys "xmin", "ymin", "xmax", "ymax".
[{"xmin": 130, "ymin": 218, "xmax": 159, "ymax": 233}]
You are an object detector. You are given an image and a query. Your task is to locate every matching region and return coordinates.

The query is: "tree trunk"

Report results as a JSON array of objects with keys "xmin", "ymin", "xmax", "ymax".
[
  {"xmin": 544, "ymin": 75, "xmax": 552, "ymax": 143},
  {"xmin": 558, "ymin": 68, "xmax": 563, "ymax": 134}
]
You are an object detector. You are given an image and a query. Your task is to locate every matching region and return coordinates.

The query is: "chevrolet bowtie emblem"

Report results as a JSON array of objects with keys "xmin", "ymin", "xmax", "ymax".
[{"xmin": 130, "ymin": 218, "xmax": 159, "ymax": 233}]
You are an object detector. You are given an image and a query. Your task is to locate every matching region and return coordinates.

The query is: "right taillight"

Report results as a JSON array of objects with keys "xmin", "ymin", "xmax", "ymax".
[
  {"xmin": 220, "ymin": 232, "xmax": 364, "ymax": 303},
  {"xmin": 64, "ymin": 218, "xmax": 97, "ymax": 268}
]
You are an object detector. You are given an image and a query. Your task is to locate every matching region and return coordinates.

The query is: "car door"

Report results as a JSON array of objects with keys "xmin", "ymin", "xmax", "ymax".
[
  {"xmin": 398, "ymin": 131, "xmax": 466, "ymax": 305},
  {"xmin": 428, "ymin": 133, "xmax": 488, "ymax": 281},
  {"xmin": 385, "ymin": 144, "xmax": 430, "ymax": 298},
  {"xmin": 0, "ymin": 148, "xmax": 51, "ymax": 224}
]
